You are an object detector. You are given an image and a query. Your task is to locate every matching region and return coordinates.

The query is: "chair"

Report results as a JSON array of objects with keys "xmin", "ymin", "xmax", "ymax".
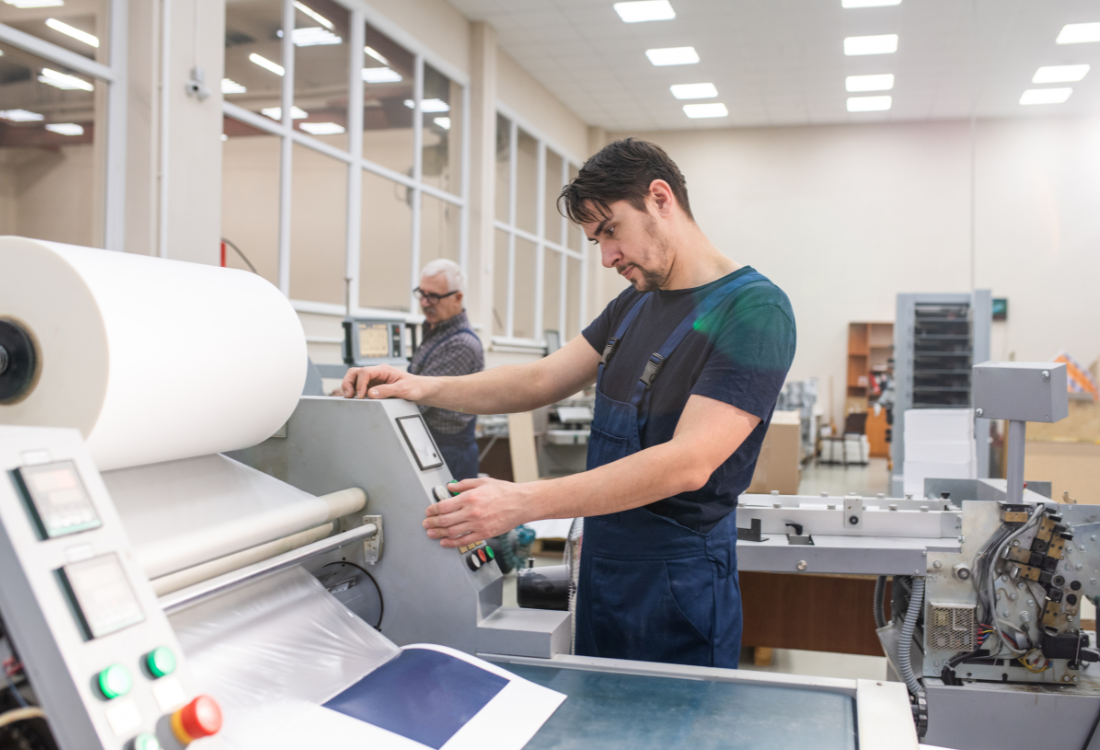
[{"xmin": 820, "ymin": 412, "xmax": 869, "ymax": 467}]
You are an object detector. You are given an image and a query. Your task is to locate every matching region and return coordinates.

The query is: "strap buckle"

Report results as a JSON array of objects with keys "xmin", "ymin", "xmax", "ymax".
[
  {"xmin": 639, "ymin": 352, "xmax": 666, "ymax": 389},
  {"xmin": 600, "ymin": 337, "xmax": 619, "ymax": 366}
]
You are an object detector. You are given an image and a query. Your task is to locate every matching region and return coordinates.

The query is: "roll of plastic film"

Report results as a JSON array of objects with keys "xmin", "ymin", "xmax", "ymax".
[{"xmin": 0, "ymin": 237, "xmax": 307, "ymax": 471}]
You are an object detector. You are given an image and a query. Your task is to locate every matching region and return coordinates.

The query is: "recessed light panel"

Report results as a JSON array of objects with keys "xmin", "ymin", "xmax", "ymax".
[
  {"xmin": 45, "ymin": 123, "xmax": 83, "ymax": 136},
  {"xmin": 846, "ymin": 74, "xmax": 894, "ymax": 91},
  {"xmin": 614, "ymin": 1, "xmax": 675, "ymax": 23},
  {"xmin": 4, "ymin": 0, "xmax": 64, "ymax": 7},
  {"xmin": 299, "ymin": 122, "xmax": 345, "ymax": 135},
  {"xmin": 39, "ymin": 68, "xmax": 93, "ymax": 91},
  {"xmin": 842, "ymin": 0, "xmax": 901, "ymax": 6},
  {"xmin": 294, "ymin": 1, "xmax": 333, "ymax": 29},
  {"xmin": 291, "ymin": 27, "xmax": 341, "ymax": 46},
  {"xmin": 434, "ymin": 117, "xmax": 451, "ymax": 130},
  {"xmin": 0, "ymin": 109, "xmax": 44, "ymax": 122},
  {"xmin": 844, "ymin": 34, "xmax": 898, "ymax": 55},
  {"xmin": 847, "ymin": 95, "xmax": 892, "ymax": 112},
  {"xmin": 221, "ymin": 78, "xmax": 247, "ymax": 94},
  {"xmin": 1056, "ymin": 23, "xmax": 1100, "ymax": 45},
  {"xmin": 683, "ymin": 103, "xmax": 728, "ymax": 118},
  {"xmin": 261, "ymin": 106, "xmax": 308, "ymax": 120},
  {"xmin": 646, "ymin": 47, "xmax": 699, "ymax": 66},
  {"xmin": 1032, "ymin": 64, "xmax": 1090, "ymax": 83},
  {"xmin": 361, "ymin": 67, "xmax": 402, "ymax": 83},
  {"xmin": 1019, "ymin": 88, "xmax": 1072, "ymax": 105},
  {"xmin": 249, "ymin": 53, "xmax": 284, "ymax": 76},
  {"xmin": 403, "ymin": 98, "xmax": 450, "ymax": 113},
  {"xmin": 670, "ymin": 83, "xmax": 717, "ymax": 99},
  {"xmin": 45, "ymin": 18, "xmax": 98, "ymax": 47},
  {"xmin": 365, "ymin": 46, "xmax": 389, "ymax": 65}
]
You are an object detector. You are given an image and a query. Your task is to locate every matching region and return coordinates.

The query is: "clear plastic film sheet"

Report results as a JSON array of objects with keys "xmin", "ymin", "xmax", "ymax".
[{"xmin": 170, "ymin": 566, "xmax": 399, "ymax": 748}]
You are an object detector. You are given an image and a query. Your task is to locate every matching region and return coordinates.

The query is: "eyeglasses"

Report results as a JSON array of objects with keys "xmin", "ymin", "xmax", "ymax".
[{"xmin": 413, "ymin": 287, "xmax": 459, "ymax": 305}]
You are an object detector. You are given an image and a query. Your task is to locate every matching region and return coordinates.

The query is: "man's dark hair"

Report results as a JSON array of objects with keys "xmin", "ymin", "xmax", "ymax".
[{"xmin": 558, "ymin": 138, "xmax": 693, "ymax": 225}]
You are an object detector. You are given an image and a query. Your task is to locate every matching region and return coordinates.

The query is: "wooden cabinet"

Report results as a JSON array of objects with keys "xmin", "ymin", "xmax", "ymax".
[{"xmin": 846, "ymin": 322, "xmax": 893, "ymax": 414}]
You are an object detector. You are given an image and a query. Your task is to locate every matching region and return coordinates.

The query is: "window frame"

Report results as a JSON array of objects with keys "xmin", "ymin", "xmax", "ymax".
[
  {"xmin": 222, "ymin": 0, "xmax": 470, "ymax": 322},
  {"xmin": 492, "ymin": 102, "xmax": 587, "ymax": 350},
  {"xmin": 0, "ymin": 0, "xmax": 128, "ymax": 251}
]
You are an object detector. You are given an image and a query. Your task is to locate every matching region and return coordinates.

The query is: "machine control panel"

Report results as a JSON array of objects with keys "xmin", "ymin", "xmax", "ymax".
[
  {"xmin": 429, "ymin": 483, "xmax": 498, "ymax": 573},
  {"xmin": 0, "ymin": 427, "xmax": 221, "ymax": 749}
]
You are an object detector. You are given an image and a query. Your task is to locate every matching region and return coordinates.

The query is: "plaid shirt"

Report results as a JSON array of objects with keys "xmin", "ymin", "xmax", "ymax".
[{"xmin": 410, "ymin": 310, "xmax": 484, "ymax": 435}]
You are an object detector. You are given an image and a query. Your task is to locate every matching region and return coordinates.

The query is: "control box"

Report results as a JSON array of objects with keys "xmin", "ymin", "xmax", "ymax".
[
  {"xmin": 973, "ymin": 361, "xmax": 1069, "ymax": 423},
  {"xmin": 341, "ymin": 318, "xmax": 406, "ymax": 367},
  {"xmin": 0, "ymin": 426, "xmax": 218, "ymax": 749}
]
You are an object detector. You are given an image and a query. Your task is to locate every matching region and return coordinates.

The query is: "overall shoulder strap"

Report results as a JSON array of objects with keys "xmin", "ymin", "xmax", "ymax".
[{"xmin": 596, "ymin": 293, "xmax": 651, "ymax": 390}]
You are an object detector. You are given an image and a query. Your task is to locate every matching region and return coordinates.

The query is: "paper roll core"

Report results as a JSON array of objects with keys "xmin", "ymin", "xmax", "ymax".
[{"xmin": 0, "ymin": 317, "xmax": 40, "ymax": 405}]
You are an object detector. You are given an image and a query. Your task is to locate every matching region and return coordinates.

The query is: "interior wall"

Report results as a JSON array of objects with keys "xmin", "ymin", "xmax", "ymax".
[
  {"xmin": 363, "ymin": 0, "xmax": 470, "ymax": 78},
  {"xmin": 496, "ymin": 49, "xmax": 587, "ymax": 163},
  {"xmin": 0, "ymin": 146, "xmax": 97, "ymax": 246},
  {"xmin": 607, "ymin": 116, "xmax": 1100, "ymax": 425}
]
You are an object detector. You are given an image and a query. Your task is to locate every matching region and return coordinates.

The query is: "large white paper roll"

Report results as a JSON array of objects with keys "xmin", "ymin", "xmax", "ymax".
[{"xmin": 0, "ymin": 237, "xmax": 307, "ymax": 470}]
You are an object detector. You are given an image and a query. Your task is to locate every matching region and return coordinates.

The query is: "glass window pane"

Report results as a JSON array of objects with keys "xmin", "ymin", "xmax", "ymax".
[
  {"xmin": 566, "ymin": 255, "xmax": 582, "ymax": 340},
  {"xmin": 514, "ymin": 237, "xmax": 537, "ymax": 340},
  {"xmin": 360, "ymin": 169, "xmax": 412, "ymax": 312},
  {"xmin": 544, "ymin": 150, "xmax": 564, "ymax": 245},
  {"xmin": 289, "ymin": 144, "xmax": 347, "ymax": 305},
  {"xmin": 492, "ymin": 230, "xmax": 509, "ymax": 337},
  {"xmin": 422, "ymin": 64, "xmax": 462, "ymax": 196},
  {"xmin": 420, "ymin": 193, "xmax": 460, "ymax": 266},
  {"xmin": 0, "ymin": 2, "xmax": 110, "ymax": 63},
  {"xmin": 292, "ymin": 0, "xmax": 350, "ymax": 151},
  {"xmin": 362, "ymin": 23, "xmax": 413, "ymax": 175},
  {"xmin": 0, "ymin": 41, "xmax": 102, "ymax": 247},
  {"xmin": 494, "ymin": 113, "xmax": 510, "ymax": 223},
  {"xmin": 221, "ymin": 115, "xmax": 280, "ymax": 286},
  {"xmin": 543, "ymin": 248, "xmax": 562, "ymax": 338},
  {"xmin": 515, "ymin": 129, "xmax": 537, "ymax": 234},
  {"xmin": 224, "ymin": 0, "xmax": 284, "ymax": 119}
]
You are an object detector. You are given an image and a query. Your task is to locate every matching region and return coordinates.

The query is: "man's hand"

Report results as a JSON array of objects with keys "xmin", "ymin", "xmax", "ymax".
[
  {"xmin": 341, "ymin": 364, "xmax": 435, "ymax": 401},
  {"xmin": 423, "ymin": 477, "xmax": 533, "ymax": 547}
]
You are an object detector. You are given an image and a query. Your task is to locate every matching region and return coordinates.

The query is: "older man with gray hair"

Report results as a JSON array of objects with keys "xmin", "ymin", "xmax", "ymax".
[{"xmin": 409, "ymin": 259, "xmax": 485, "ymax": 480}]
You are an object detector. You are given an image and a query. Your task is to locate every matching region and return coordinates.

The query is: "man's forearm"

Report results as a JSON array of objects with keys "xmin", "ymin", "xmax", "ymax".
[{"xmin": 419, "ymin": 363, "xmax": 570, "ymax": 415}]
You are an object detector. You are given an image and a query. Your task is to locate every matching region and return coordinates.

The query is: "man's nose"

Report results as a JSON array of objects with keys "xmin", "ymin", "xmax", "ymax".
[
  {"xmin": 601, "ymin": 244, "xmax": 619, "ymax": 269},
  {"xmin": 419, "ymin": 295, "xmax": 431, "ymax": 308}
]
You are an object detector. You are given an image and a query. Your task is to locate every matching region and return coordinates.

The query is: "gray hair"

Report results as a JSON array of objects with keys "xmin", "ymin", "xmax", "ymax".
[{"xmin": 420, "ymin": 259, "xmax": 465, "ymax": 294}]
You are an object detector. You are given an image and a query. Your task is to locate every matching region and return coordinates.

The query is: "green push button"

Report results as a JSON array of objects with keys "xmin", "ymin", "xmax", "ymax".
[
  {"xmin": 146, "ymin": 646, "xmax": 176, "ymax": 678},
  {"xmin": 97, "ymin": 664, "xmax": 132, "ymax": 700},
  {"xmin": 447, "ymin": 481, "xmax": 460, "ymax": 496},
  {"xmin": 132, "ymin": 732, "xmax": 161, "ymax": 750},
  {"xmin": 484, "ymin": 546, "xmax": 495, "ymax": 560}
]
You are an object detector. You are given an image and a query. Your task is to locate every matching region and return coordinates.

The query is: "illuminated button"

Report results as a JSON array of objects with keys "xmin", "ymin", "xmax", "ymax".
[
  {"xmin": 97, "ymin": 664, "xmax": 133, "ymax": 700},
  {"xmin": 484, "ymin": 546, "xmax": 495, "ymax": 561},
  {"xmin": 132, "ymin": 732, "xmax": 161, "ymax": 750},
  {"xmin": 467, "ymin": 553, "xmax": 482, "ymax": 571},
  {"xmin": 477, "ymin": 549, "xmax": 488, "ymax": 563},
  {"xmin": 171, "ymin": 695, "xmax": 222, "ymax": 745},
  {"xmin": 447, "ymin": 481, "xmax": 460, "ymax": 496},
  {"xmin": 146, "ymin": 646, "xmax": 176, "ymax": 678},
  {"xmin": 431, "ymin": 486, "xmax": 450, "ymax": 503}
]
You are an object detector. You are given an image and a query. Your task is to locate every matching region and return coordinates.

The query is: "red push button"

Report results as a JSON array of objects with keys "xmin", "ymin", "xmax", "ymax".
[
  {"xmin": 477, "ymin": 548, "xmax": 488, "ymax": 563},
  {"xmin": 171, "ymin": 695, "xmax": 222, "ymax": 745}
]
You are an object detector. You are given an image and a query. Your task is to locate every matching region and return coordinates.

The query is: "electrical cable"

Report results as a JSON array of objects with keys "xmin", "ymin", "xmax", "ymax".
[
  {"xmin": 898, "ymin": 577, "xmax": 925, "ymax": 699},
  {"xmin": 322, "ymin": 561, "xmax": 383, "ymax": 630},
  {"xmin": 0, "ymin": 707, "xmax": 46, "ymax": 728},
  {"xmin": 873, "ymin": 575, "xmax": 887, "ymax": 629},
  {"xmin": 1082, "ymin": 701, "xmax": 1100, "ymax": 750},
  {"xmin": 6, "ymin": 683, "xmax": 26, "ymax": 708},
  {"xmin": 219, "ymin": 237, "xmax": 258, "ymax": 274}
]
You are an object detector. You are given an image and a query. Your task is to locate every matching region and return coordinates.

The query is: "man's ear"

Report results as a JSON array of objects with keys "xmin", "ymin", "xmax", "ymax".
[
  {"xmin": 649, "ymin": 179, "xmax": 675, "ymax": 216},
  {"xmin": 455, "ymin": 291, "xmax": 464, "ymax": 306}
]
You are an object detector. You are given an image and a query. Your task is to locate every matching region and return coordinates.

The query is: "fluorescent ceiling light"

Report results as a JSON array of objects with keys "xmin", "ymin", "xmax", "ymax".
[
  {"xmin": 361, "ymin": 67, "xmax": 402, "ymax": 83},
  {"xmin": 221, "ymin": 133, "xmax": 228, "ymax": 141},
  {"xmin": 221, "ymin": 78, "xmax": 247, "ymax": 94},
  {"xmin": 0, "ymin": 109, "xmax": 43, "ymax": 122},
  {"xmin": 1019, "ymin": 88, "xmax": 1072, "ymax": 105},
  {"xmin": 299, "ymin": 121, "xmax": 345, "ymax": 135},
  {"xmin": 4, "ymin": 0, "xmax": 64, "ymax": 7},
  {"xmin": 670, "ymin": 82, "xmax": 717, "ymax": 99},
  {"xmin": 614, "ymin": 1, "xmax": 675, "ymax": 23},
  {"xmin": 45, "ymin": 18, "xmax": 98, "ymax": 47},
  {"xmin": 433, "ymin": 117, "xmax": 451, "ymax": 130},
  {"xmin": 847, "ymin": 95, "xmax": 892, "ymax": 111},
  {"xmin": 844, "ymin": 34, "xmax": 898, "ymax": 55},
  {"xmin": 683, "ymin": 102, "xmax": 728, "ymax": 118},
  {"xmin": 293, "ymin": 1, "xmax": 333, "ymax": 30},
  {"xmin": 261, "ymin": 105, "xmax": 308, "ymax": 120},
  {"xmin": 1032, "ymin": 64, "xmax": 1090, "ymax": 83},
  {"xmin": 289, "ymin": 27, "xmax": 341, "ymax": 46},
  {"xmin": 249, "ymin": 53, "xmax": 284, "ymax": 76},
  {"xmin": 45, "ymin": 122, "xmax": 83, "ymax": 135},
  {"xmin": 403, "ymin": 98, "xmax": 450, "ymax": 112},
  {"xmin": 365, "ymin": 46, "xmax": 389, "ymax": 65},
  {"xmin": 842, "ymin": 0, "xmax": 901, "ymax": 7},
  {"xmin": 846, "ymin": 73, "xmax": 894, "ymax": 91},
  {"xmin": 1056, "ymin": 22, "xmax": 1100, "ymax": 45},
  {"xmin": 646, "ymin": 46, "xmax": 699, "ymax": 66},
  {"xmin": 39, "ymin": 68, "xmax": 93, "ymax": 91}
]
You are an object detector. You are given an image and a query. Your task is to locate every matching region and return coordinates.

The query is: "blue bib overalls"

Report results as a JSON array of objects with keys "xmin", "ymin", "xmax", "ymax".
[{"xmin": 574, "ymin": 271, "xmax": 767, "ymax": 668}]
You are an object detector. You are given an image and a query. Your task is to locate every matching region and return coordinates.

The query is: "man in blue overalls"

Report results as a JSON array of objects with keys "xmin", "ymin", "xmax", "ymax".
[{"xmin": 343, "ymin": 139, "xmax": 796, "ymax": 668}]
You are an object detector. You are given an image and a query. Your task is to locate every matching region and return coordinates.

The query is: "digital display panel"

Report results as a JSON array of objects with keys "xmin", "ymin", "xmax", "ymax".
[
  {"xmin": 15, "ymin": 461, "xmax": 101, "ymax": 539},
  {"xmin": 358, "ymin": 323, "xmax": 391, "ymax": 359},
  {"xmin": 396, "ymin": 415, "xmax": 444, "ymax": 471},
  {"xmin": 60, "ymin": 554, "xmax": 144, "ymax": 639}
]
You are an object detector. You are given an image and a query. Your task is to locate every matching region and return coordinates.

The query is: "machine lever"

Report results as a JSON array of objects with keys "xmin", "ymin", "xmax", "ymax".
[{"xmin": 737, "ymin": 518, "xmax": 763, "ymax": 542}]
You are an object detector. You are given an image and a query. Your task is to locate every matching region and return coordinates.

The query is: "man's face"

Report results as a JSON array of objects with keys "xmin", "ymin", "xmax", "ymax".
[
  {"xmin": 581, "ymin": 200, "xmax": 671, "ymax": 292},
  {"xmin": 418, "ymin": 272, "xmax": 463, "ymax": 324}
]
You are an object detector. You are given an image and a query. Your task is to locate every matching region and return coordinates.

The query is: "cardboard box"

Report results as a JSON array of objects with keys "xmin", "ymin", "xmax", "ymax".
[
  {"xmin": 747, "ymin": 410, "xmax": 802, "ymax": 495},
  {"xmin": 1025, "ymin": 440, "xmax": 1100, "ymax": 505}
]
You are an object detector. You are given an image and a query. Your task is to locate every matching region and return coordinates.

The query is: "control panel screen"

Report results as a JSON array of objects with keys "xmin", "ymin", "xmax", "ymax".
[
  {"xmin": 358, "ymin": 323, "xmax": 391, "ymax": 359},
  {"xmin": 396, "ymin": 415, "xmax": 444, "ymax": 471},
  {"xmin": 15, "ymin": 461, "xmax": 101, "ymax": 539},
  {"xmin": 60, "ymin": 554, "xmax": 145, "ymax": 639}
]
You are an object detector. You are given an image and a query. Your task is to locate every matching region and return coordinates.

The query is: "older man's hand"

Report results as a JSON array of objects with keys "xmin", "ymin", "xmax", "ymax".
[{"xmin": 423, "ymin": 477, "xmax": 532, "ymax": 547}]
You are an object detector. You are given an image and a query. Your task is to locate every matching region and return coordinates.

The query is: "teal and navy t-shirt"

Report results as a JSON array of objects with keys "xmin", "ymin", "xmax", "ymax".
[{"xmin": 582, "ymin": 266, "xmax": 797, "ymax": 533}]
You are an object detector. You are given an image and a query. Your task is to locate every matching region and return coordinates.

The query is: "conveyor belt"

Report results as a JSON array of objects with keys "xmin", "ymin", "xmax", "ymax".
[{"xmin": 508, "ymin": 663, "xmax": 857, "ymax": 750}]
